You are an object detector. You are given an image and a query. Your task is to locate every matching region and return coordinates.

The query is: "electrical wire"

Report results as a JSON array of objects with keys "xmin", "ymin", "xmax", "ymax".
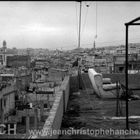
[
  {"xmin": 81, "ymin": 2, "xmax": 89, "ymax": 35},
  {"xmin": 74, "ymin": 1, "xmax": 140, "ymax": 49},
  {"xmin": 95, "ymin": 1, "xmax": 98, "ymax": 39}
]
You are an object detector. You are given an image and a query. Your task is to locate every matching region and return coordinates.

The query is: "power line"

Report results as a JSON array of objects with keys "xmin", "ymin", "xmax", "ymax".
[
  {"xmin": 81, "ymin": 2, "xmax": 89, "ymax": 35},
  {"xmin": 95, "ymin": 1, "xmax": 98, "ymax": 39}
]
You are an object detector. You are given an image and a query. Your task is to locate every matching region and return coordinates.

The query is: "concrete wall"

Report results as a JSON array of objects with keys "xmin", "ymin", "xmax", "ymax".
[
  {"xmin": 48, "ymin": 68, "xmax": 68, "ymax": 82},
  {"xmin": 103, "ymin": 73, "xmax": 140, "ymax": 88},
  {"xmin": 60, "ymin": 76, "xmax": 70, "ymax": 112},
  {"xmin": 70, "ymin": 76, "xmax": 79, "ymax": 93},
  {"xmin": 32, "ymin": 76, "xmax": 70, "ymax": 139},
  {"xmin": 79, "ymin": 73, "xmax": 140, "ymax": 89},
  {"xmin": 69, "ymin": 74, "xmax": 91, "ymax": 92}
]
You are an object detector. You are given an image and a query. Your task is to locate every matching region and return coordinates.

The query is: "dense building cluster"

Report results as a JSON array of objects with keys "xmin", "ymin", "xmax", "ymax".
[{"xmin": 0, "ymin": 40, "xmax": 140, "ymax": 137}]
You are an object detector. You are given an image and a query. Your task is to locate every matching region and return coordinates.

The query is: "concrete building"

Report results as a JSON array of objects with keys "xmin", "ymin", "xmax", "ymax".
[
  {"xmin": 115, "ymin": 44, "xmax": 140, "ymax": 55},
  {"xmin": 0, "ymin": 74, "xmax": 17, "ymax": 123},
  {"xmin": 34, "ymin": 59, "xmax": 49, "ymax": 68},
  {"xmin": 6, "ymin": 55, "xmax": 31, "ymax": 68},
  {"xmin": 113, "ymin": 53, "xmax": 140, "ymax": 73},
  {"xmin": 48, "ymin": 68, "xmax": 68, "ymax": 82},
  {"xmin": 0, "ymin": 41, "xmax": 18, "ymax": 66},
  {"xmin": 94, "ymin": 58, "xmax": 108, "ymax": 73}
]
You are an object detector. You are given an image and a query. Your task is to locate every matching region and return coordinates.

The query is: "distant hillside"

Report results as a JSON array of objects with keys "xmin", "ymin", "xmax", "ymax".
[{"xmin": 69, "ymin": 42, "xmax": 140, "ymax": 52}]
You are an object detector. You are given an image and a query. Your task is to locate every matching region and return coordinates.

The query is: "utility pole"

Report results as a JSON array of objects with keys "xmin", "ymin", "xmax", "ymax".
[
  {"xmin": 34, "ymin": 91, "xmax": 38, "ymax": 130},
  {"xmin": 34, "ymin": 80, "xmax": 38, "ymax": 130},
  {"xmin": 76, "ymin": 1, "xmax": 82, "ymax": 90},
  {"xmin": 25, "ymin": 91, "xmax": 30, "ymax": 135},
  {"xmin": 116, "ymin": 81, "xmax": 119, "ymax": 117},
  {"xmin": 125, "ymin": 24, "xmax": 129, "ymax": 130},
  {"xmin": 25, "ymin": 67, "xmax": 30, "ymax": 136},
  {"xmin": 78, "ymin": 1, "xmax": 82, "ymax": 49}
]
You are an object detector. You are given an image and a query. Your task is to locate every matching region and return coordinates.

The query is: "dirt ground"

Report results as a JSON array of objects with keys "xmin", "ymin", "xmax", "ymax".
[{"xmin": 59, "ymin": 87, "xmax": 140, "ymax": 139}]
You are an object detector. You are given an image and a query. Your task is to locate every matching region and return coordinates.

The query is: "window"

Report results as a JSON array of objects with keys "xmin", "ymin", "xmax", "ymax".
[
  {"xmin": 44, "ymin": 103, "xmax": 48, "ymax": 108},
  {"xmin": 119, "ymin": 67, "xmax": 124, "ymax": 72}
]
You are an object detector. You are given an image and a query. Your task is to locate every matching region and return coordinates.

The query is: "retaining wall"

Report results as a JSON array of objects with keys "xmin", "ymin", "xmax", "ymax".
[
  {"xmin": 60, "ymin": 76, "xmax": 70, "ymax": 112},
  {"xmin": 35, "ymin": 76, "xmax": 70, "ymax": 139}
]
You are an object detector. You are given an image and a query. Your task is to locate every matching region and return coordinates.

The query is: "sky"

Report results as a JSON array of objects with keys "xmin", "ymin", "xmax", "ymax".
[{"xmin": 0, "ymin": 1, "xmax": 140, "ymax": 50}]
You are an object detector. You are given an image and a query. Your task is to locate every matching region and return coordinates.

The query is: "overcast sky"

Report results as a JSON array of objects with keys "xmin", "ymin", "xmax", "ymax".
[{"xmin": 0, "ymin": 1, "xmax": 140, "ymax": 50}]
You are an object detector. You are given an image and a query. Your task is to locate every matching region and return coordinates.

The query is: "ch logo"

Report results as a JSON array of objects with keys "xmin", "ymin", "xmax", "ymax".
[{"xmin": 0, "ymin": 124, "xmax": 16, "ymax": 135}]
